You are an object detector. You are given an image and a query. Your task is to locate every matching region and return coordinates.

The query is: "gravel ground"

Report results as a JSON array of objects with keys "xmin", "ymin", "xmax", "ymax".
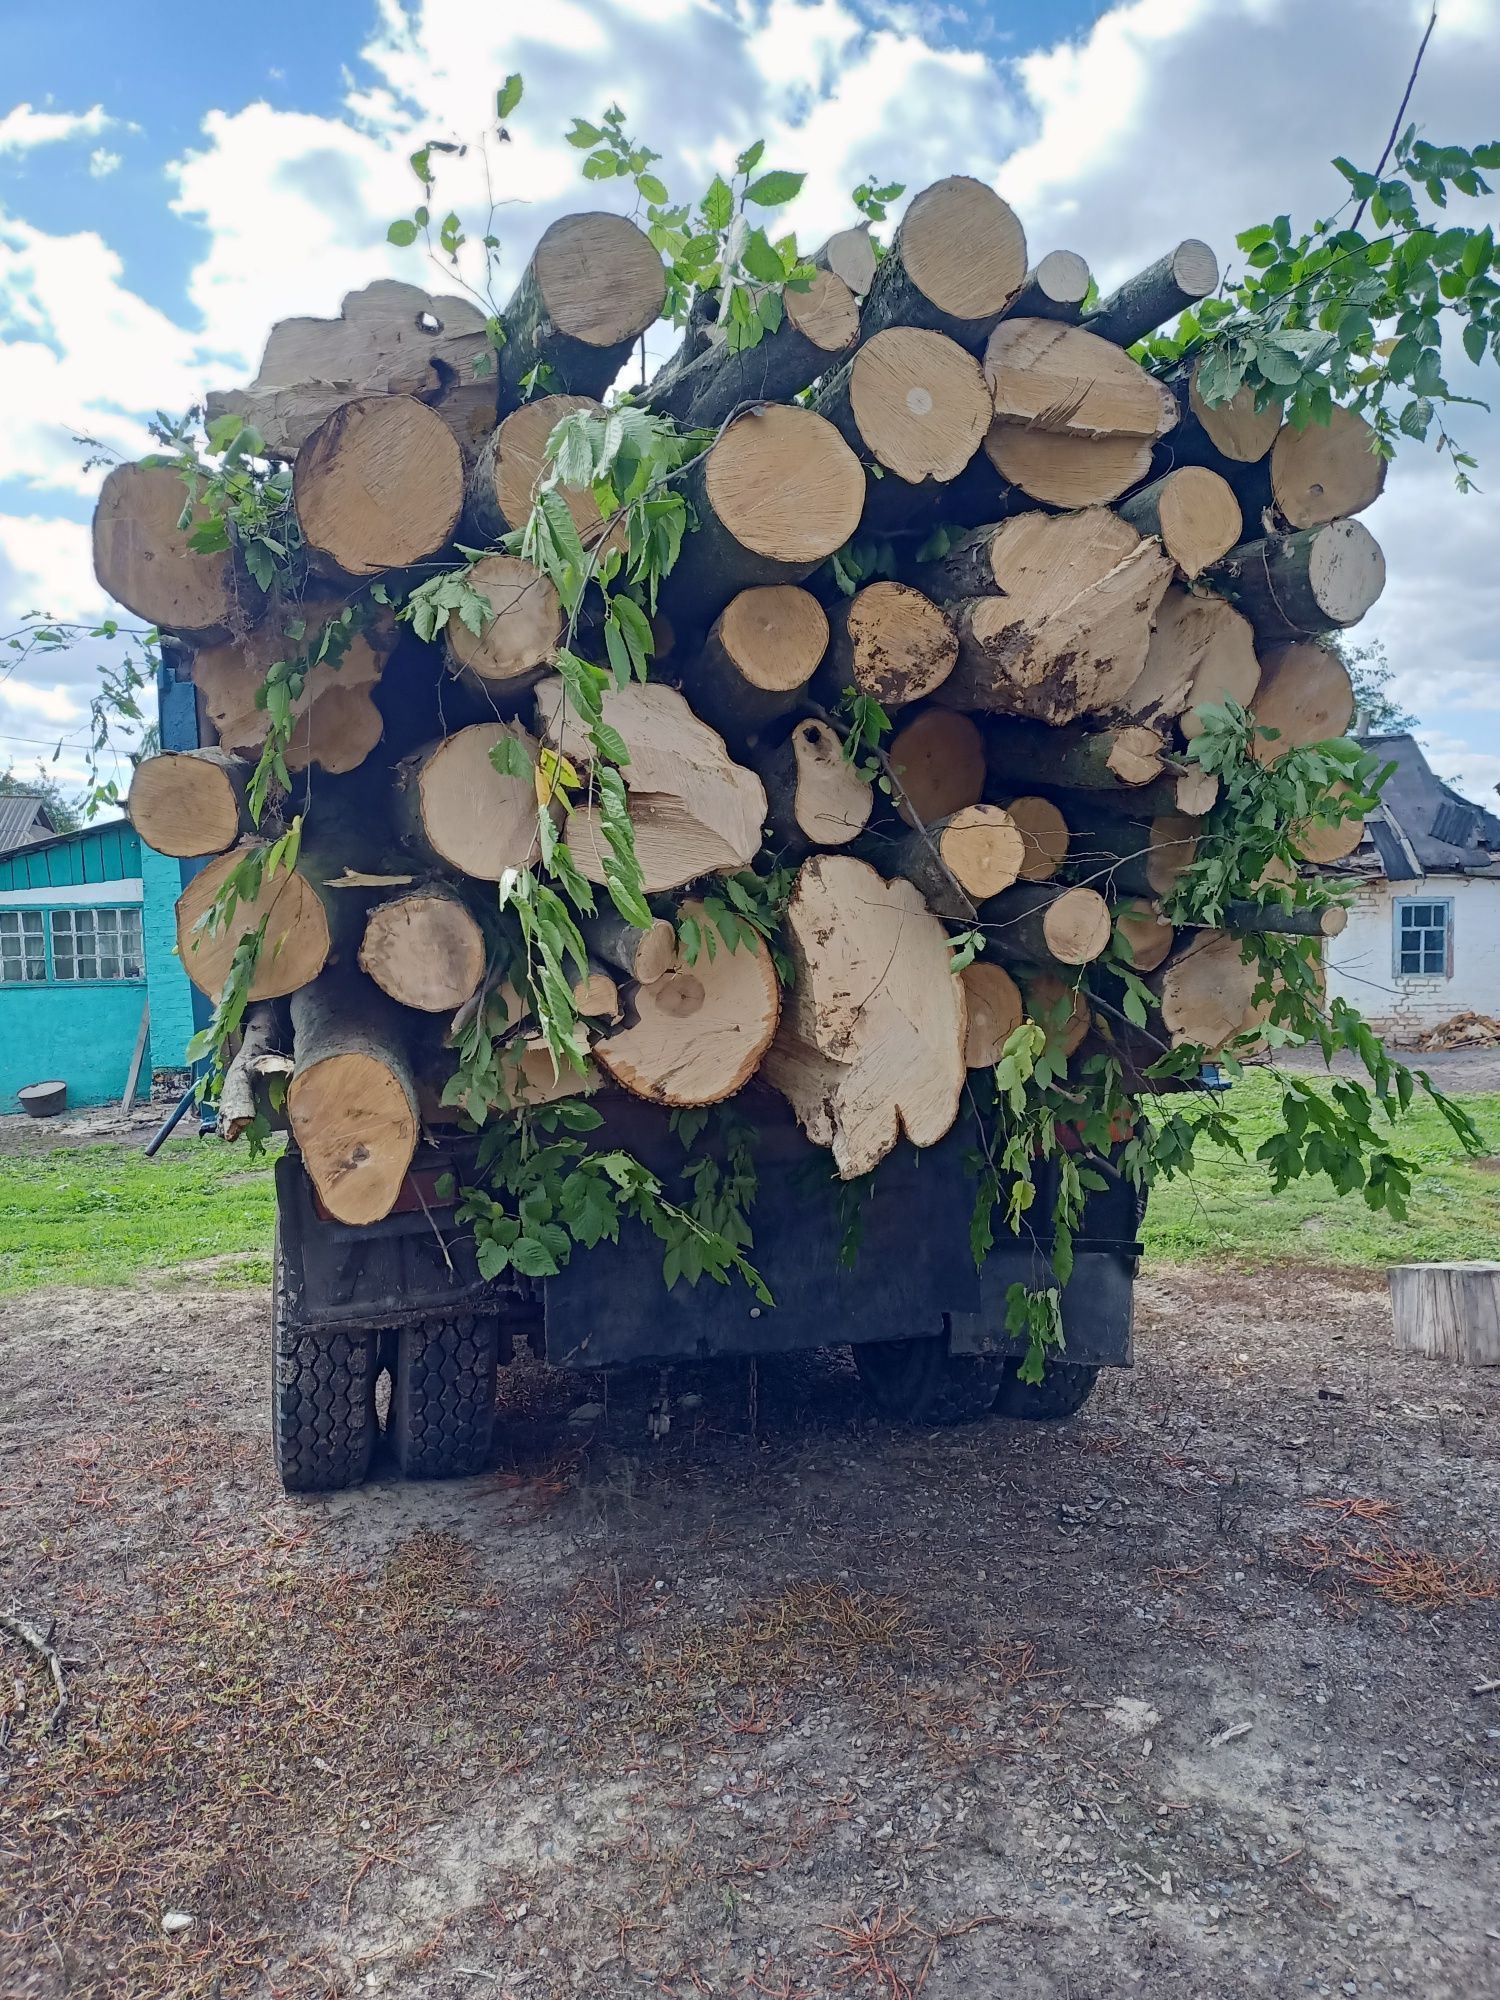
[{"xmin": 1, "ymin": 1262, "xmax": 1497, "ymax": 2000}]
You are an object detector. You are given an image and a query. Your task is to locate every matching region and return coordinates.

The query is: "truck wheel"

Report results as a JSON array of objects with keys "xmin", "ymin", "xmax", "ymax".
[
  {"xmin": 271, "ymin": 1237, "xmax": 379, "ymax": 1494},
  {"xmin": 390, "ymin": 1316, "xmax": 500, "ymax": 1479},
  {"xmin": 853, "ymin": 1331, "xmax": 999, "ymax": 1426},
  {"xmin": 992, "ymin": 1359, "xmax": 1100, "ymax": 1421}
]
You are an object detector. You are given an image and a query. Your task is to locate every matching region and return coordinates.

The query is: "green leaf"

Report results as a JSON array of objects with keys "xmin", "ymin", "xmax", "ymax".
[
  {"xmin": 744, "ymin": 170, "xmax": 805, "ymax": 208},
  {"xmin": 496, "ymin": 73, "xmax": 524, "ymax": 118},
  {"xmin": 566, "ymin": 119, "xmax": 603, "ymax": 148},
  {"xmin": 387, "ymin": 219, "xmax": 420, "ymax": 247},
  {"xmin": 637, "ymin": 172, "xmax": 669, "ymax": 204},
  {"xmin": 701, "ymin": 174, "xmax": 734, "ymax": 231},
  {"xmin": 740, "ymin": 227, "xmax": 786, "ymax": 285}
]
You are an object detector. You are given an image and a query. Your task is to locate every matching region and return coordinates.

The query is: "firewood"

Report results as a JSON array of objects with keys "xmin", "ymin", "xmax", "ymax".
[
  {"xmin": 814, "ymin": 224, "xmax": 878, "ymax": 297},
  {"xmin": 887, "ymin": 708, "xmax": 986, "ymax": 826},
  {"xmin": 1248, "ymin": 642, "xmax": 1355, "ymax": 759},
  {"xmin": 1068, "ymin": 806, "xmax": 1203, "ymax": 898},
  {"xmin": 443, "ymin": 553, "xmax": 562, "ymax": 700},
  {"xmin": 219, "ymin": 1004, "xmax": 292, "ymax": 1141},
  {"xmin": 764, "ymin": 854, "xmax": 967, "ymax": 1177},
  {"xmin": 985, "ymin": 319, "xmax": 1180, "ymax": 443},
  {"xmin": 644, "ymin": 269, "xmax": 860, "ymax": 431},
  {"xmin": 996, "ymin": 795, "xmax": 1070, "ymax": 882},
  {"xmin": 175, "ymin": 844, "xmax": 332, "ymax": 1001},
  {"xmin": 1024, "ymin": 972, "xmax": 1090, "ymax": 1057},
  {"xmin": 287, "ymin": 968, "xmax": 419, "ymax": 1226},
  {"xmin": 293, "ymin": 395, "xmax": 465, "ymax": 579},
  {"xmin": 857, "ymin": 176, "xmax": 1028, "ymax": 349},
  {"xmin": 1116, "ymin": 467, "xmax": 1242, "ymax": 578},
  {"xmin": 1164, "ymin": 356, "xmax": 1282, "ymax": 468},
  {"xmin": 1152, "ymin": 930, "xmax": 1260, "ymax": 1052},
  {"xmin": 812, "ymin": 327, "xmax": 992, "ymax": 495},
  {"xmin": 982, "ymin": 881, "xmax": 1112, "ymax": 968},
  {"xmin": 962, "ymin": 960, "xmax": 1025, "ymax": 1066},
  {"xmin": 1221, "ymin": 900, "xmax": 1348, "ymax": 938},
  {"xmin": 1009, "ymin": 250, "xmax": 1092, "ymax": 324},
  {"xmin": 204, "ymin": 280, "xmax": 498, "ymax": 460},
  {"xmin": 573, "ymin": 965, "xmax": 623, "ymax": 1023},
  {"xmin": 1082, "ymin": 240, "xmax": 1218, "ymax": 347},
  {"xmin": 92, "ymin": 463, "xmax": 247, "ymax": 640},
  {"xmin": 688, "ymin": 586, "xmax": 829, "ymax": 743},
  {"xmin": 127, "ymin": 748, "xmax": 251, "ymax": 858},
  {"xmin": 1114, "ymin": 898, "xmax": 1175, "ymax": 973},
  {"xmin": 534, "ymin": 678, "xmax": 767, "ymax": 893},
  {"xmin": 1208, "ymin": 519, "xmax": 1385, "ymax": 641},
  {"xmin": 580, "ymin": 911, "xmax": 678, "ymax": 985},
  {"xmin": 663, "ymin": 406, "xmax": 865, "ymax": 627},
  {"xmin": 1113, "ymin": 588, "xmax": 1260, "ymax": 738},
  {"xmin": 465, "ymin": 393, "xmax": 609, "ymax": 544},
  {"xmin": 813, "ymin": 581, "xmax": 957, "ymax": 708},
  {"xmin": 1266, "ymin": 403, "xmax": 1386, "ymax": 528},
  {"xmin": 758, "ymin": 718, "xmax": 874, "ymax": 853},
  {"xmin": 358, "ymin": 887, "xmax": 487, "ymax": 1013},
  {"xmin": 985, "ymin": 717, "xmax": 1167, "ymax": 791},
  {"xmin": 596, "ymin": 901, "xmax": 780, "ymax": 1107},
  {"xmin": 876, "ymin": 805, "xmax": 1025, "ymax": 919},
  {"xmin": 983, "ymin": 425, "xmax": 1157, "ymax": 509},
  {"xmin": 390, "ymin": 721, "xmax": 542, "ymax": 881},
  {"xmin": 494, "ymin": 211, "xmax": 666, "ymax": 410}
]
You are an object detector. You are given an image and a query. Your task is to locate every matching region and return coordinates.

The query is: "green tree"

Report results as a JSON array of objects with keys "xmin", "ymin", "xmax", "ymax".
[{"xmin": 1332, "ymin": 637, "xmax": 1420, "ymax": 735}]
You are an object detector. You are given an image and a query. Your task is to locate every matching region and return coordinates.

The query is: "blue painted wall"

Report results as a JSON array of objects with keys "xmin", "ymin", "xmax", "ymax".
[
  {"xmin": 0, "ymin": 977, "xmax": 149, "ymax": 1111},
  {"xmin": 140, "ymin": 842, "xmax": 197, "ymax": 1073}
]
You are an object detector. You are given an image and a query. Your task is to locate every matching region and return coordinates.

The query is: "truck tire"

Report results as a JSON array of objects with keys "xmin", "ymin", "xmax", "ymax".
[
  {"xmin": 271, "ymin": 1235, "xmax": 379, "ymax": 1494},
  {"xmin": 853, "ymin": 1330, "xmax": 999, "ymax": 1426},
  {"xmin": 390, "ymin": 1316, "xmax": 500, "ymax": 1479},
  {"xmin": 992, "ymin": 1358, "xmax": 1100, "ymax": 1421}
]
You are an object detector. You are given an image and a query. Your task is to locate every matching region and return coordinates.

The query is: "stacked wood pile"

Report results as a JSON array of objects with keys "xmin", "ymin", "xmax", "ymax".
[{"xmin": 100, "ymin": 183, "xmax": 1385, "ymax": 1218}]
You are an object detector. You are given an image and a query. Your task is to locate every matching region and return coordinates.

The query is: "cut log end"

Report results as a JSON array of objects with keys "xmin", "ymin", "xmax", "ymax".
[
  {"xmin": 397, "ymin": 722, "xmax": 542, "ymax": 881},
  {"xmin": 962, "ymin": 960, "xmax": 1024, "ymax": 1067},
  {"xmin": 471, "ymin": 392, "xmax": 606, "ymax": 540},
  {"xmin": 127, "ymin": 750, "xmax": 246, "ymax": 858},
  {"xmin": 1270, "ymin": 403, "xmax": 1387, "ymax": 528},
  {"xmin": 358, "ymin": 891, "xmax": 487, "ymax": 1013},
  {"xmin": 1250, "ymin": 643, "xmax": 1356, "ymax": 761},
  {"xmin": 1154, "ymin": 930, "xmax": 1260, "ymax": 1053},
  {"xmin": 175, "ymin": 847, "xmax": 331, "ymax": 1002},
  {"xmin": 704, "ymin": 404, "xmax": 866, "ymax": 565},
  {"xmin": 984, "ymin": 320, "xmax": 1178, "ymax": 443},
  {"xmin": 939, "ymin": 805, "xmax": 1026, "ymax": 900},
  {"xmin": 1114, "ymin": 899, "xmax": 1175, "ymax": 974},
  {"xmin": 1187, "ymin": 361, "xmax": 1282, "ymax": 464},
  {"xmin": 1043, "ymin": 886, "xmax": 1112, "ymax": 964},
  {"xmin": 900, "ymin": 176, "xmax": 1028, "ymax": 326},
  {"xmin": 1025, "ymin": 973, "xmax": 1090, "ymax": 1058},
  {"xmin": 816, "ymin": 224, "xmax": 878, "ymax": 298},
  {"xmin": 788, "ymin": 718, "xmax": 875, "ymax": 846},
  {"xmin": 829, "ymin": 581, "xmax": 958, "ymax": 706},
  {"xmin": 716, "ymin": 586, "xmax": 829, "ymax": 692},
  {"xmin": 984, "ymin": 424, "xmax": 1155, "ymax": 508},
  {"xmin": 294, "ymin": 395, "xmax": 464, "ymax": 578},
  {"xmin": 844, "ymin": 327, "xmax": 992, "ymax": 483},
  {"xmin": 533, "ymin": 211, "xmax": 667, "ymax": 348},
  {"xmin": 1001, "ymin": 795, "xmax": 1070, "ymax": 882},
  {"xmin": 92, "ymin": 462, "xmax": 241, "ymax": 638},
  {"xmin": 445, "ymin": 552, "xmax": 562, "ymax": 692},
  {"xmin": 288, "ymin": 1049, "xmax": 417, "ymax": 1226},
  {"xmin": 787, "ymin": 267, "xmax": 862, "ymax": 353},
  {"xmin": 888, "ymin": 709, "xmax": 986, "ymax": 827},
  {"xmin": 1118, "ymin": 466, "xmax": 1242, "ymax": 579}
]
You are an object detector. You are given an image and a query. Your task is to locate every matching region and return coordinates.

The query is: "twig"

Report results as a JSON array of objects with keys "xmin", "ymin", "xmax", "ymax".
[
  {"xmin": 1351, "ymin": 6, "xmax": 1439, "ymax": 231},
  {"xmin": 0, "ymin": 1609, "xmax": 70, "ymax": 1734}
]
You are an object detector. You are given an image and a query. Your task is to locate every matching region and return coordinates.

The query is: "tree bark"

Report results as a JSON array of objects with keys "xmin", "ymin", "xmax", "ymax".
[
  {"xmin": 856, "ymin": 176, "xmax": 1028, "ymax": 350},
  {"xmin": 642, "ymin": 269, "xmax": 860, "ymax": 431},
  {"xmin": 1116, "ymin": 466, "xmax": 1241, "ymax": 578},
  {"xmin": 390, "ymin": 721, "xmax": 542, "ymax": 881},
  {"xmin": 581, "ymin": 911, "xmax": 678, "ymax": 985},
  {"xmin": 219, "ymin": 1003, "xmax": 293, "ymax": 1141},
  {"xmin": 980, "ymin": 881, "xmax": 1112, "ymax": 969},
  {"xmin": 175, "ymin": 843, "xmax": 333, "ymax": 1002},
  {"xmin": 359, "ymin": 886, "xmax": 488, "ymax": 1013},
  {"xmin": 1221, "ymin": 900, "xmax": 1348, "ymax": 938},
  {"xmin": 287, "ymin": 967, "xmax": 419, "ymax": 1226},
  {"xmin": 443, "ymin": 552, "xmax": 563, "ymax": 703},
  {"xmin": 92, "ymin": 462, "xmax": 251, "ymax": 641},
  {"xmin": 128, "ymin": 748, "xmax": 252, "ymax": 858},
  {"xmin": 887, "ymin": 708, "xmax": 986, "ymax": 827},
  {"xmin": 984, "ymin": 717, "xmax": 1167, "ymax": 791},
  {"xmin": 1248, "ymin": 642, "xmax": 1356, "ymax": 761},
  {"xmin": 494, "ymin": 212, "xmax": 667, "ymax": 413},
  {"xmin": 685, "ymin": 585, "xmax": 829, "ymax": 745},
  {"xmin": 464, "ymin": 393, "xmax": 606, "ymax": 544},
  {"xmin": 756, "ymin": 717, "xmax": 873, "ymax": 855},
  {"xmin": 1206, "ymin": 520, "xmax": 1385, "ymax": 641},
  {"xmin": 961, "ymin": 960, "xmax": 1025, "ymax": 1066},
  {"xmin": 293, "ymin": 395, "xmax": 465, "ymax": 582},
  {"xmin": 1081, "ymin": 240, "xmax": 1218, "ymax": 347},
  {"xmin": 812, "ymin": 581, "xmax": 957, "ymax": 708},
  {"xmin": 1065, "ymin": 806, "xmax": 1204, "ymax": 898}
]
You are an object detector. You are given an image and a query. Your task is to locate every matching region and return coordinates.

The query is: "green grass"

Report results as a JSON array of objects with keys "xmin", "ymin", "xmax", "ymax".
[
  {"xmin": 1144, "ymin": 1067, "xmax": 1500, "ymax": 1269},
  {"xmin": 0, "ymin": 1138, "xmax": 277, "ymax": 1295}
]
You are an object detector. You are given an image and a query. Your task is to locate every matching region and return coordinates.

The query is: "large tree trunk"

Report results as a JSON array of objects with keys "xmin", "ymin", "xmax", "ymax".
[
  {"xmin": 856, "ymin": 176, "xmax": 1028, "ymax": 350},
  {"xmin": 1207, "ymin": 519, "xmax": 1385, "ymax": 641},
  {"xmin": 813, "ymin": 581, "xmax": 957, "ymax": 708},
  {"xmin": 872, "ymin": 805, "xmax": 1025, "ymax": 919},
  {"xmin": 390, "ymin": 721, "xmax": 542, "ymax": 881},
  {"xmin": 1112, "ymin": 587, "xmax": 1260, "ymax": 738},
  {"xmin": 464, "ymin": 393, "xmax": 606, "ymax": 544},
  {"xmin": 1116, "ymin": 467, "xmax": 1241, "ymax": 578},
  {"xmin": 442, "ymin": 553, "xmax": 563, "ymax": 702},
  {"xmin": 293, "ymin": 395, "xmax": 465, "ymax": 581},
  {"xmin": 961, "ymin": 960, "xmax": 1025, "ymax": 1066},
  {"xmin": 175, "ymin": 844, "xmax": 332, "ymax": 1001},
  {"xmin": 93, "ymin": 463, "xmax": 250, "ymax": 640},
  {"xmin": 887, "ymin": 708, "xmax": 986, "ymax": 826},
  {"xmin": 1389, "ymin": 1263, "xmax": 1500, "ymax": 1368},
  {"xmin": 662, "ymin": 406, "xmax": 866, "ymax": 629},
  {"xmin": 643, "ymin": 270, "xmax": 860, "ymax": 431},
  {"xmin": 128, "ymin": 748, "xmax": 251, "ymax": 858},
  {"xmin": 1081, "ymin": 241, "xmax": 1218, "ymax": 347},
  {"xmin": 812, "ymin": 328, "xmax": 991, "ymax": 503},
  {"xmin": 287, "ymin": 968, "xmax": 419, "ymax": 1225},
  {"xmin": 1248, "ymin": 642, "xmax": 1356, "ymax": 760},
  {"xmin": 981, "ymin": 882, "xmax": 1113, "ymax": 969},
  {"xmin": 533, "ymin": 677, "xmax": 767, "ymax": 893},
  {"xmin": 763, "ymin": 854, "xmax": 968, "ymax": 1178},
  {"xmin": 358, "ymin": 886, "xmax": 488, "ymax": 1013},
  {"xmin": 596, "ymin": 903, "xmax": 780, "ymax": 1107},
  {"xmin": 494, "ymin": 212, "xmax": 666, "ymax": 412},
  {"xmin": 756, "ymin": 718, "xmax": 874, "ymax": 854},
  {"xmin": 686, "ymin": 585, "xmax": 829, "ymax": 744}
]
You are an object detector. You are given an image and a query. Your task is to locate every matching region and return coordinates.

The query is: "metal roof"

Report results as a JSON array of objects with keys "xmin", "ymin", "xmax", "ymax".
[{"xmin": 0, "ymin": 792, "xmax": 57, "ymax": 855}]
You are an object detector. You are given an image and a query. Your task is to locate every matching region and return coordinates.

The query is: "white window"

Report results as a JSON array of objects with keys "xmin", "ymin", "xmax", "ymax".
[
  {"xmin": 1395, "ymin": 897, "xmax": 1451, "ymax": 978},
  {"xmin": 0, "ymin": 908, "xmax": 48, "ymax": 983},
  {"xmin": 49, "ymin": 905, "xmax": 144, "ymax": 982}
]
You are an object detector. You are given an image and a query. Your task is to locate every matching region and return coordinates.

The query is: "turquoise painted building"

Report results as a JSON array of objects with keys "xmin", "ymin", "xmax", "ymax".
[{"xmin": 0, "ymin": 818, "xmax": 197, "ymax": 1113}]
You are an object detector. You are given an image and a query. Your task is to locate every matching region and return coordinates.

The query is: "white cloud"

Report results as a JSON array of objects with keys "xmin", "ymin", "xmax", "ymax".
[
  {"xmin": 88, "ymin": 148, "xmax": 123, "ymax": 180},
  {"xmin": 0, "ymin": 102, "xmax": 116, "ymax": 155},
  {"xmin": 1416, "ymin": 730, "xmax": 1500, "ymax": 807}
]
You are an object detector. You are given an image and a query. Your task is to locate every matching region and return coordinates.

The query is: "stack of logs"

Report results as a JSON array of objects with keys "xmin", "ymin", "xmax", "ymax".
[{"xmin": 97, "ymin": 185, "xmax": 1380, "ymax": 1224}]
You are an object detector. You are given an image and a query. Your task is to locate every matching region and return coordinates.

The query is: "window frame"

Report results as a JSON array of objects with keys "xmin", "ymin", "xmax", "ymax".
[
  {"xmin": 0, "ymin": 907, "xmax": 49, "ymax": 985},
  {"xmin": 0, "ymin": 902, "xmax": 146, "ymax": 985},
  {"xmin": 1393, "ymin": 895, "xmax": 1453, "ymax": 980}
]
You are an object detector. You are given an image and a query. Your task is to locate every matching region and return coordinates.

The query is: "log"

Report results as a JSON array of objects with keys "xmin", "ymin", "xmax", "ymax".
[
  {"xmin": 1268, "ymin": 404, "xmax": 1386, "ymax": 528},
  {"xmin": 1024, "ymin": 972, "xmax": 1090, "ymax": 1058},
  {"xmin": 204, "ymin": 280, "xmax": 498, "ymax": 461},
  {"xmin": 1222, "ymin": 899, "xmax": 1348, "ymax": 938},
  {"xmin": 812, "ymin": 327, "xmax": 991, "ymax": 493},
  {"xmin": 1290, "ymin": 785, "xmax": 1366, "ymax": 864},
  {"xmin": 1113, "ymin": 587, "xmax": 1260, "ymax": 738},
  {"xmin": 1164, "ymin": 356, "xmax": 1282, "ymax": 467},
  {"xmin": 573, "ymin": 965, "xmax": 623, "ymax": 1023},
  {"xmin": 887, "ymin": 708, "xmax": 986, "ymax": 827},
  {"xmin": 503, "ymin": 1035, "xmax": 603, "ymax": 1109},
  {"xmin": 996, "ymin": 794, "xmax": 1070, "ymax": 882},
  {"xmin": 390, "ymin": 721, "xmax": 542, "ymax": 881},
  {"xmin": 464, "ymin": 393, "xmax": 607, "ymax": 545},
  {"xmin": 877, "ymin": 805, "xmax": 1025, "ymax": 920},
  {"xmin": 358, "ymin": 887, "xmax": 487, "ymax": 1013},
  {"xmin": 1388, "ymin": 1263, "xmax": 1500, "ymax": 1368},
  {"xmin": 764, "ymin": 854, "xmax": 967, "ymax": 1177},
  {"xmin": 1081, "ymin": 240, "xmax": 1219, "ymax": 348},
  {"xmin": 981, "ymin": 882, "xmax": 1112, "ymax": 969},
  {"xmin": 662, "ymin": 405, "xmax": 866, "ymax": 628},
  {"xmin": 1152, "ymin": 930, "xmax": 1259, "ymax": 1053},
  {"xmin": 293, "ymin": 395, "xmax": 465, "ymax": 579},
  {"xmin": 533, "ymin": 678, "xmax": 767, "ymax": 893},
  {"xmin": 1008, "ymin": 250, "xmax": 1092, "ymax": 324},
  {"xmin": 1248, "ymin": 642, "xmax": 1355, "ymax": 760},
  {"xmin": 758, "ymin": 717, "xmax": 874, "ymax": 854},
  {"xmin": 983, "ymin": 425, "xmax": 1157, "ymax": 509},
  {"xmin": 127, "ymin": 748, "xmax": 250, "ymax": 858},
  {"xmin": 1068, "ymin": 806, "xmax": 1203, "ymax": 898},
  {"xmin": 596, "ymin": 900, "xmax": 780, "ymax": 1107},
  {"xmin": 1207, "ymin": 519, "xmax": 1385, "ymax": 641},
  {"xmin": 1115, "ymin": 467, "xmax": 1241, "ymax": 578},
  {"xmin": 443, "ymin": 552, "xmax": 562, "ymax": 701},
  {"xmin": 1114, "ymin": 898, "xmax": 1175, "ymax": 973},
  {"xmin": 961, "ymin": 960, "xmax": 1025, "ymax": 1067},
  {"xmin": 985, "ymin": 718, "xmax": 1167, "ymax": 791},
  {"xmin": 984, "ymin": 320, "xmax": 1180, "ymax": 444},
  {"xmin": 580, "ymin": 912, "xmax": 678, "ymax": 985},
  {"xmin": 856, "ymin": 176, "xmax": 1028, "ymax": 350},
  {"xmin": 813, "ymin": 581, "xmax": 957, "ymax": 708},
  {"xmin": 643, "ymin": 269, "xmax": 860, "ymax": 431},
  {"xmin": 814, "ymin": 224, "xmax": 878, "ymax": 298},
  {"xmin": 287, "ymin": 969, "xmax": 418, "ymax": 1227},
  {"xmin": 687, "ymin": 585, "xmax": 829, "ymax": 743},
  {"xmin": 92, "ymin": 462, "xmax": 247, "ymax": 640},
  {"xmin": 219, "ymin": 1004, "xmax": 293, "ymax": 1141},
  {"xmin": 175, "ymin": 844, "xmax": 332, "ymax": 1001},
  {"xmin": 494, "ymin": 212, "xmax": 667, "ymax": 411}
]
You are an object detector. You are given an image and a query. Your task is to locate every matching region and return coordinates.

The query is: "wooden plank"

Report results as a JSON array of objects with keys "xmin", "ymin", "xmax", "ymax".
[{"xmin": 121, "ymin": 997, "xmax": 150, "ymax": 1109}]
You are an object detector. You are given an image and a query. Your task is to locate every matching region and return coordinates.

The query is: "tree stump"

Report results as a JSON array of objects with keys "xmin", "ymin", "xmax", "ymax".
[{"xmin": 1389, "ymin": 1264, "xmax": 1500, "ymax": 1367}]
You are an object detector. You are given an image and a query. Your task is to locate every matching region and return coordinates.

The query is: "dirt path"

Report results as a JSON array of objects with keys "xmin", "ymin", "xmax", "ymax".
[{"xmin": 1, "ymin": 1265, "xmax": 1497, "ymax": 2000}]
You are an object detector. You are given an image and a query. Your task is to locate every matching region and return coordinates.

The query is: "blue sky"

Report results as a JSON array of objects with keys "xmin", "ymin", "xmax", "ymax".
[{"xmin": 1, "ymin": 0, "xmax": 1497, "ymax": 796}]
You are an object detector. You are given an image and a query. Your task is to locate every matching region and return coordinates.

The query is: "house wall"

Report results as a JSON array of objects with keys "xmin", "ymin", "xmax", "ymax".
[
  {"xmin": 1324, "ymin": 875, "xmax": 1500, "ymax": 1038},
  {"xmin": 140, "ymin": 842, "xmax": 197, "ymax": 1074}
]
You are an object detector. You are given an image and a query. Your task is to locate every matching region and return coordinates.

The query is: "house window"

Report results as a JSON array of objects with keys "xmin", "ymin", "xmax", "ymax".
[
  {"xmin": 1395, "ymin": 897, "xmax": 1451, "ymax": 977},
  {"xmin": 0, "ymin": 909, "xmax": 48, "ymax": 983},
  {"xmin": 49, "ymin": 906, "xmax": 144, "ymax": 982}
]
